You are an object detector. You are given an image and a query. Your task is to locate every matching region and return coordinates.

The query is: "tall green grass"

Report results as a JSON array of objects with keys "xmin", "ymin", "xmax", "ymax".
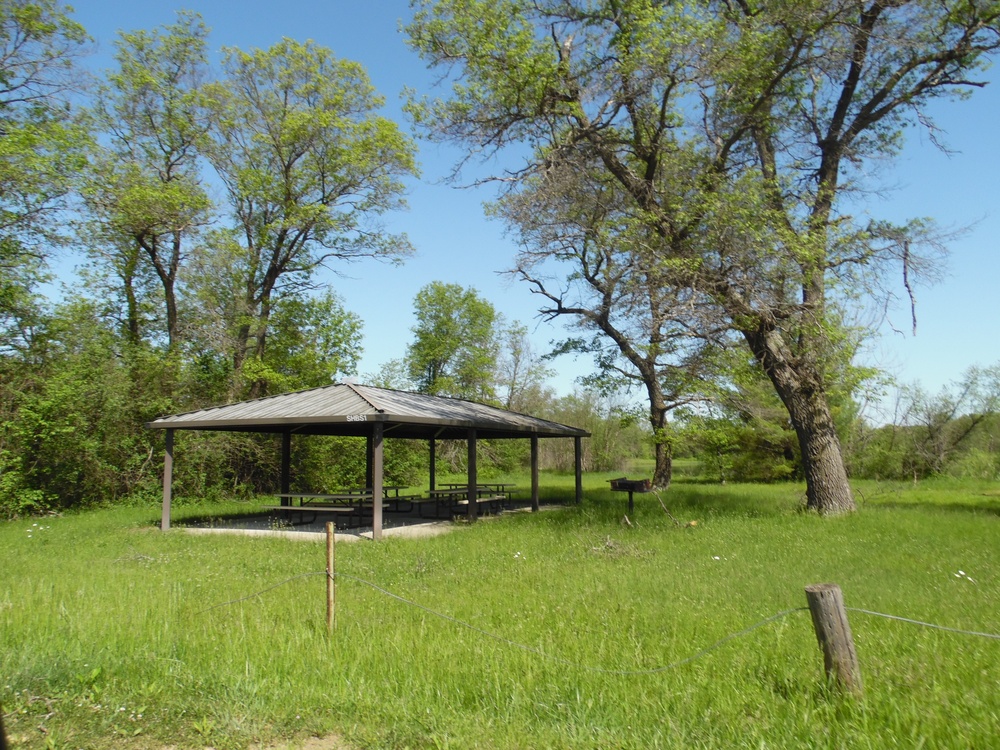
[{"xmin": 2, "ymin": 477, "xmax": 998, "ymax": 748}]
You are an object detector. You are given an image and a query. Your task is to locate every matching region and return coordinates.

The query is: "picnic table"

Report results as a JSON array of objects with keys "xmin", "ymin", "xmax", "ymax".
[
  {"xmin": 421, "ymin": 487, "xmax": 505, "ymax": 518},
  {"xmin": 265, "ymin": 491, "xmax": 376, "ymax": 528},
  {"xmin": 438, "ymin": 482, "xmax": 517, "ymax": 501}
]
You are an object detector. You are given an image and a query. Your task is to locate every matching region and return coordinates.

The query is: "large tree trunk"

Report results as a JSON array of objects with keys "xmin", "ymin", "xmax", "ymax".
[
  {"xmin": 645, "ymin": 380, "xmax": 673, "ymax": 488},
  {"xmin": 743, "ymin": 327, "xmax": 855, "ymax": 514}
]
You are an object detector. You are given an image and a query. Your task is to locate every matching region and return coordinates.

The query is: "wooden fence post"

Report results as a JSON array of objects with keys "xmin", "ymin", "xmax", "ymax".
[
  {"xmin": 326, "ymin": 522, "xmax": 336, "ymax": 634},
  {"xmin": 805, "ymin": 583, "xmax": 862, "ymax": 695}
]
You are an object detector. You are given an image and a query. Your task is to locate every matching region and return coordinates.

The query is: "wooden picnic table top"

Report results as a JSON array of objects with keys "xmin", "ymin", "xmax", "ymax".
[
  {"xmin": 263, "ymin": 503, "xmax": 356, "ymax": 512},
  {"xmin": 438, "ymin": 482, "xmax": 516, "ymax": 489},
  {"xmin": 276, "ymin": 492, "xmax": 374, "ymax": 504}
]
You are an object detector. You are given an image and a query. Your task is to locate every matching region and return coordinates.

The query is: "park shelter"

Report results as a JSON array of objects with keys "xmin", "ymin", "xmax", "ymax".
[{"xmin": 146, "ymin": 382, "xmax": 590, "ymax": 539}]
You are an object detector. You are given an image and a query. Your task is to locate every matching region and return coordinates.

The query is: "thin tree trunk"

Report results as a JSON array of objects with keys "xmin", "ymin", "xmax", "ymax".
[{"xmin": 121, "ymin": 248, "xmax": 141, "ymax": 346}]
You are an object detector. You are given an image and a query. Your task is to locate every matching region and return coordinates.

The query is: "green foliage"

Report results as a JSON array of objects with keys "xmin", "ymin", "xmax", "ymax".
[
  {"xmin": 848, "ymin": 364, "xmax": 1000, "ymax": 482},
  {"xmin": 0, "ymin": 0, "xmax": 89, "ymax": 241},
  {"xmin": 0, "ymin": 300, "xmax": 169, "ymax": 515},
  {"xmin": 80, "ymin": 10, "xmax": 212, "ymax": 348},
  {"xmin": 199, "ymin": 36, "xmax": 418, "ymax": 391},
  {"xmin": 0, "ymin": 0, "xmax": 89, "ymax": 350},
  {"xmin": 263, "ymin": 292, "xmax": 364, "ymax": 389},
  {"xmin": 0, "ymin": 11, "xmax": 428, "ymax": 513},
  {"xmin": 541, "ymin": 389, "xmax": 650, "ymax": 473},
  {"xmin": 406, "ymin": 281, "xmax": 500, "ymax": 401},
  {"xmin": 291, "ymin": 436, "xmax": 424, "ymax": 491},
  {"xmin": 406, "ymin": 0, "xmax": 1000, "ymax": 512}
]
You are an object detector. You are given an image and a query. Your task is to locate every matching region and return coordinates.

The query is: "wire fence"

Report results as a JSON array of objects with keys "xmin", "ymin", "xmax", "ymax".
[{"xmin": 197, "ymin": 569, "xmax": 1000, "ymax": 675}]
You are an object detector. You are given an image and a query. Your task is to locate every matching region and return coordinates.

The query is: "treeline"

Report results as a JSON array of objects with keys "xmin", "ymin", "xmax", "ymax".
[
  {"xmin": 0, "ymin": 281, "xmax": 652, "ymax": 518},
  {"xmin": 676, "ymin": 363, "xmax": 1000, "ymax": 484}
]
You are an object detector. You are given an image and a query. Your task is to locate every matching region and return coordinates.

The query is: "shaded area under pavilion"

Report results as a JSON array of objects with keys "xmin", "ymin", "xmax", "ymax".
[{"xmin": 147, "ymin": 382, "xmax": 590, "ymax": 539}]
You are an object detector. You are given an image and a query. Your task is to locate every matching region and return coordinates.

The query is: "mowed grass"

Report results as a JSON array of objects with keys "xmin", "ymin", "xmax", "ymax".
[{"xmin": 1, "ymin": 475, "xmax": 999, "ymax": 749}]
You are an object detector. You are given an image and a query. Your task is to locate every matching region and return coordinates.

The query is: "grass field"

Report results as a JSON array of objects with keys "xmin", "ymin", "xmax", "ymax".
[{"xmin": 2, "ymin": 472, "xmax": 999, "ymax": 748}]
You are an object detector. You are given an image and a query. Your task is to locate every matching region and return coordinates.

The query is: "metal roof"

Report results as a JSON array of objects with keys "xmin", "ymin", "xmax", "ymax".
[{"xmin": 146, "ymin": 382, "xmax": 590, "ymax": 440}]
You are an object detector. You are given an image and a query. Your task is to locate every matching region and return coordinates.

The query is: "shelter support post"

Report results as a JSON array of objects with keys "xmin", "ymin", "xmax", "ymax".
[
  {"xmin": 161, "ymin": 429, "xmax": 174, "ymax": 531},
  {"xmin": 365, "ymin": 433, "xmax": 375, "ymax": 490},
  {"xmin": 371, "ymin": 421, "xmax": 384, "ymax": 540},
  {"xmin": 574, "ymin": 436, "xmax": 583, "ymax": 504},
  {"xmin": 467, "ymin": 428, "xmax": 478, "ymax": 521},
  {"xmin": 531, "ymin": 435, "xmax": 540, "ymax": 512},
  {"xmin": 429, "ymin": 437, "xmax": 436, "ymax": 491},
  {"xmin": 280, "ymin": 432, "xmax": 291, "ymax": 505}
]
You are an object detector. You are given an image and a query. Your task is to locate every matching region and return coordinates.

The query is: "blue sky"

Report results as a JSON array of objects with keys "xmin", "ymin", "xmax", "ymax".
[{"xmin": 65, "ymin": 1, "xmax": 999, "ymax": 410}]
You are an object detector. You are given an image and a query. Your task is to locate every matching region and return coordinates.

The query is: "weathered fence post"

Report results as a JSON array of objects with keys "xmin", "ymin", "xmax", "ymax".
[{"xmin": 805, "ymin": 583, "xmax": 862, "ymax": 695}]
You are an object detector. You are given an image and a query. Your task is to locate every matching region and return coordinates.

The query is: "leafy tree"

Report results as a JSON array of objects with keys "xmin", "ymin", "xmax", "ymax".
[
  {"xmin": 496, "ymin": 322, "xmax": 555, "ymax": 413},
  {"xmin": 0, "ymin": 0, "xmax": 88, "ymax": 346},
  {"xmin": 252, "ymin": 291, "xmax": 364, "ymax": 392},
  {"xmin": 406, "ymin": 281, "xmax": 500, "ymax": 401},
  {"xmin": 201, "ymin": 38, "xmax": 419, "ymax": 397},
  {"xmin": 81, "ymin": 11, "xmax": 212, "ymax": 349},
  {"xmin": 406, "ymin": 0, "xmax": 1000, "ymax": 513},
  {"xmin": 501, "ymin": 163, "xmax": 714, "ymax": 486}
]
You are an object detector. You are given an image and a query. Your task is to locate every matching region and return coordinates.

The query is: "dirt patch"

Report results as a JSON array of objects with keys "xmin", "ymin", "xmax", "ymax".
[{"xmin": 254, "ymin": 733, "xmax": 355, "ymax": 750}]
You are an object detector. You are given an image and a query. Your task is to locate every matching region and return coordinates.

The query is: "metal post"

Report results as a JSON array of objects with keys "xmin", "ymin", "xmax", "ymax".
[
  {"xmin": 280, "ymin": 431, "xmax": 291, "ymax": 506},
  {"xmin": 429, "ymin": 437, "xmax": 437, "ymax": 491},
  {"xmin": 467, "ymin": 428, "xmax": 478, "ymax": 521},
  {"xmin": 531, "ymin": 435, "xmax": 540, "ymax": 512},
  {"xmin": 372, "ymin": 421, "xmax": 384, "ymax": 541},
  {"xmin": 365, "ymin": 433, "xmax": 375, "ymax": 491},
  {"xmin": 161, "ymin": 429, "xmax": 174, "ymax": 531},
  {"xmin": 574, "ymin": 436, "xmax": 583, "ymax": 504}
]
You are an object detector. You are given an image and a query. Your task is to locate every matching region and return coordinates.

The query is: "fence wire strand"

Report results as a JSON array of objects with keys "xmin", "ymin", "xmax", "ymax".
[
  {"xmin": 846, "ymin": 607, "xmax": 1000, "ymax": 640},
  {"xmin": 195, "ymin": 570, "xmax": 1000, "ymax": 675},
  {"xmin": 195, "ymin": 571, "xmax": 327, "ymax": 615}
]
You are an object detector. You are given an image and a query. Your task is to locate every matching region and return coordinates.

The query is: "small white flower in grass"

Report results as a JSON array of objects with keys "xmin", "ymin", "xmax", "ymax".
[{"xmin": 712, "ymin": 556, "xmax": 721, "ymax": 560}]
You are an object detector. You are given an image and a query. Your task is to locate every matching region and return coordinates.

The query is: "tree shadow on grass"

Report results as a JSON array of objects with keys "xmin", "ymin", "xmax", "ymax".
[
  {"xmin": 539, "ymin": 483, "xmax": 803, "ymax": 529},
  {"xmin": 865, "ymin": 500, "xmax": 1000, "ymax": 518}
]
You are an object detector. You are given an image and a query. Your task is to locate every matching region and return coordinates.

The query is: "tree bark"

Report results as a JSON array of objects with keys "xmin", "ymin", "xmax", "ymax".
[
  {"xmin": 645, "ymin": 380, "xmax": 673, "ymax": 488},
  {"xmin": 743, "ymin": 327, "xmax": 855, "ymax": 514}
]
